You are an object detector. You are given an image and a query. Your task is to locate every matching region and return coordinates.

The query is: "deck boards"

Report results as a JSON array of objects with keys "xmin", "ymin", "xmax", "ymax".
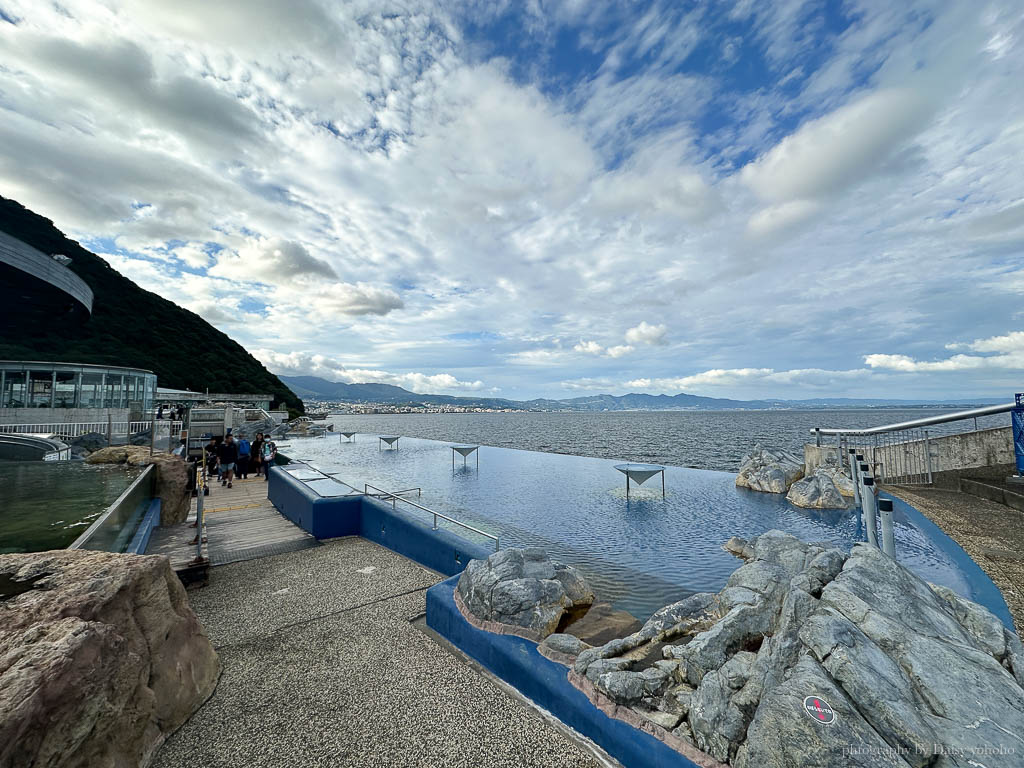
[{"xmin": 146, "ymin": 475, "xmax": 317, "ymax": 575}]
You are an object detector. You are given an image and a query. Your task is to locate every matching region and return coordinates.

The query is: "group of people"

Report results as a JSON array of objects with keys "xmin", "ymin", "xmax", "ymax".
[
  {"xmin": 203, "ymin": 431, "xmax": 276, "ymax": 489},
  {"xmin": 156, "ymin": 404, "xmax": 186, "ymax": 420}
]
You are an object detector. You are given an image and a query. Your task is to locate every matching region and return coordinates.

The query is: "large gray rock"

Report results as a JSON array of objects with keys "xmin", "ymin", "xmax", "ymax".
[
  {"xmin": 0, "ymin": 550, "xmax": 219, "ymax": 768},
  {"xmin": 457, "ymin": 548, "xmax": 594, "ymax": 638},
  {"xmin": 786, "ymin": 471, "xmax": 847, "ymax": 509},
  {"xmin": 814, "ymin": 461, "xmax": 856, "ymax": 497},
  {"xmin": 566, "ymin": 529, "xmax": 1024, "ymax": 767},
  {"xmin": 67, "ymin": 431, "xmax": 108, "ymax": 457},
  {"xmin": 735, "ymin": 445, "xmax": 804, "ymax": 493}
]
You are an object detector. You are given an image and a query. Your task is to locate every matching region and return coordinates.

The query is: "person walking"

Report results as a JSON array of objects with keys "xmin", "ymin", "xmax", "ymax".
[
  {"xmin": 218, "ymin": 433, "xmax": 239, "ymax": 488},
  {"xmin": 203, "ymin": 435, "xmax": 219, "ymax": 488},
  {"xmin": 263, "ymin": 441, "xmax": 277, "ymax": 482},
  {"xmin": 157, "ymin": 404, "xmax": 164, "ymax": 420},
  {"xmin": 237, "ymin": 435, "xmax": 251, "ymax": 479},
  {"xmin": 251, "ymin": 432, "xmax": 265, "ymax": 477}
]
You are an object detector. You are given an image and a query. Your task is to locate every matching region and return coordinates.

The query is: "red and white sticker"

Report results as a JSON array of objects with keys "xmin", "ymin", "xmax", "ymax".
[{"xmin": 802, "ymin": 696, "xmax": 836, "ymax": 724}]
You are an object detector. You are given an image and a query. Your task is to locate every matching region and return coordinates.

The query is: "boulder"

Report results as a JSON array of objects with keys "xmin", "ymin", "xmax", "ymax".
[
  {"xmin": 786, "ymin": 471, "xmax": 847, "ymax": 509},
  {"xmin": 735, "ymin": 445, "xmax": 804, "ymax": 493},
  {"xmin": 457, "ymin": 548, "xmax": 594, "ymax": 639},
  {"xmin": 67, "ymin": 431, "xmax": 108, "ymax": 457},
  {"xmin": 0, "ymin": 550, "xmax": 219, "ymax": 768},
  {"xmin": 86, "ymin": 446, "xmax": 191, "ymax": 525},
  {"xmin": 565, "ymin": 530, "xmax": 1024, "ymax": 767},
  {"xmin": 814, "ymin": 461, "xmax": 856, "ymax": 497}
]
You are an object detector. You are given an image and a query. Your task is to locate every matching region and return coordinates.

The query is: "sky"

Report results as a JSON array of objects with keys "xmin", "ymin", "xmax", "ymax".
[{"xmin": 1, "ymin": 1, "xmax": 1023, "ymax": 401}]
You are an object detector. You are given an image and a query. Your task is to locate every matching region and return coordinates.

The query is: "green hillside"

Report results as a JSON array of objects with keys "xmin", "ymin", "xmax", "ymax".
[{"xmin": 0, "ymin": 196, "xmax": 303, "ymax": 413}]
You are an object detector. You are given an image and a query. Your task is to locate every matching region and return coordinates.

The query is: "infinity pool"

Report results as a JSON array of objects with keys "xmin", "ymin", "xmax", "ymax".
[{"xmin": 282, "ymin": 434, "xmax": 1007, "ymax": 623}]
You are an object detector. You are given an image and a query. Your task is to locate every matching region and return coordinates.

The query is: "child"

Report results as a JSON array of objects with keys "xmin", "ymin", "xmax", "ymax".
[{"xmin": 263, "ymin": 441, "xmax": 277, "ymax": 482}]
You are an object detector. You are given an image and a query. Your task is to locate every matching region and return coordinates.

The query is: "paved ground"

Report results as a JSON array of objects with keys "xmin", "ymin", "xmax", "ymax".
[
  {"xmin": 887, "ymin": 486, "xmax": 1024, "ymax": 633},
  {"xmin": 153, "ymin": 537, "xmax": 608, "ymax": 768}
]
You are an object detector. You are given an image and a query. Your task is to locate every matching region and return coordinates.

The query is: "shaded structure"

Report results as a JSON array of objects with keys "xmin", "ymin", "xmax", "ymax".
[
  {"xmin": 339, "ymin": 431, "xmax": 357, "ymax": 442},
  {"xmin": 379, "ymin": 435, "xmax": 401, "ymax": 451},
  {"xmin": 451, "ymin": 444, "xmax": 479, "ymax": 470},
  {"xmin": 614, "ymin": 463, "xmax": 666, "ymax": 499}
]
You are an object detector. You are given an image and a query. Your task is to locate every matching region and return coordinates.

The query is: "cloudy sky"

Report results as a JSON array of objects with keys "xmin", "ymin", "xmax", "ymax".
[{"xmin": 2, "ymin": 1, "xmax": 1023, "ymax": 400}]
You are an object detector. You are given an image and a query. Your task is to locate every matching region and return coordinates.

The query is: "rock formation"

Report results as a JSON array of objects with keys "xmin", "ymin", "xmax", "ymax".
[
  {"xmin": 0, "ymin": 550, "xmax": 219, "ymax": 768},
  {"xmin": 86, "ymin": 446, "xmax": 191, "ymax": 525},
  {"xmin": 457, "ymin": 548, "xmax": 595, "ymax": 640},
  {"xmin": 67, "ymin": 431, "xmax": 109, "ymax": 458},
  {"xmin": 813, "ymin": 459, "xmax": 856, "ymax": 497},
  {"xmin": 786, "ymin": 470, "xmax": 847, "ymax": 509},
  {"xmin": 556, "ymin": 531, "xmax": 1024, "ymax": 767},
  {"xmin": 735, "ymin": 446, "xmax": 804, "ymax": 493}
]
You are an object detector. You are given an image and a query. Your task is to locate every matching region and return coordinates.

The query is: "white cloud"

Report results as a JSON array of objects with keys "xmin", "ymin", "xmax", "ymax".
[
  {"xmin": 625, "ymin": 322, "xmax": 668, "ymax": 346},
  {"xmin": 574, "ymin": 340, "xmax": 605, "ymax": 355},
  {"xmin": 606, "ymin": 345, "xmax": 634, "ymax": 358},
  {"xmin": 866, "ymin": 331, "xmax": 1024, "ymax": 372}
]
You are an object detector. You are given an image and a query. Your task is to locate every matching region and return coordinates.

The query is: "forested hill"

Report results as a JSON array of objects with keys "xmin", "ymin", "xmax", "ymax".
[{"xmin": 0, "ymin": 196, "xmax": 303, "ymax": 413}]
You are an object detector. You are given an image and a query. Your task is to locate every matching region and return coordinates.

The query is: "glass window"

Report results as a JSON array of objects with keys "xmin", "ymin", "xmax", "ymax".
[
  {"xmin": 29, "ymin": 370, "xmax": 53, "ymax": 408},
  {"xmin": 80, "ymin": 372, "xmax": 104, "ymax": 408},
  {"xmin": 55, "ymin": 370, "xmax": 78, "ymax": 409},
  {"xmin": 2, "ymin": 370, "xmax": 27, "ymax": 408},
  {"xmin": 104, "ymin": 374, "xmax": 123, "ymax": 409}
]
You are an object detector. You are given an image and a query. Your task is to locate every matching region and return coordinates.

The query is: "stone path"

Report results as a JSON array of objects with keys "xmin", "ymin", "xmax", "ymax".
[
  {"xmin": 152, "ymin": 537, "xmax": 609, "ymax": 768},
  {"xmin": 887, "ymin": 486, "xmax": 1024, "ymax": 633}
]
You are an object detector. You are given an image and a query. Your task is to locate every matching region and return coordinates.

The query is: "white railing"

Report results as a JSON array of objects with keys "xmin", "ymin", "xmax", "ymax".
[{"xmin": 0, "ymin": 420, "xmax": 183, "ymax": 451}]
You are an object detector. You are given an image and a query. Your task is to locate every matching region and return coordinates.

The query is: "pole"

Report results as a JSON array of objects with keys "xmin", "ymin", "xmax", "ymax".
[
  {"xmin": 878, "ymin": 498, "xmax": 896, "ymax": 557},
  {"xmin": 815, "ymin": 428, "xmax": 821, "ymax": 447},
  {"xmin": 625, "ymin": 474, "xmax": 630, "ymax": 500},
  {"xmin": 861, "ymin": 473, "xmax": 878, "ymax": 548},
  {"xmin": 149, "ymin": 412, "xmax": 156, "ymax": 457},
  {"xmin": 847, "ymin": 449, "xmax": 861, "ymax": 506},
  {"xmin": 661, "ymin": 469, "xmax": 665, "ymax": 499},
  {"xmin": 923, "ymin": 429, "xmax": 933, "ymax": 484}
]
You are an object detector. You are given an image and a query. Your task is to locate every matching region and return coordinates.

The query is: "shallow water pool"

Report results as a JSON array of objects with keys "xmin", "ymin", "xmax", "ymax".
[{"xmin": 282, "ymin": 434, "xmax": 1005, "ymax": 623}]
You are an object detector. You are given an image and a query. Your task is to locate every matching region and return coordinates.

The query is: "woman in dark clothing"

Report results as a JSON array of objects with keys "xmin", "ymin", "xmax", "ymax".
[
  {"xmin": 251, "ymin": 433, "xmax": 265, "ymax": 477},
  {"xmin": 218, "ymin": 434, "xmax": 239, "ymax": 488}
]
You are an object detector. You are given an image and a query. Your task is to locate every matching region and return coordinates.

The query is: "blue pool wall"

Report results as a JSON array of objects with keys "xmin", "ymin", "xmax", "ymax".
[
  {"xmin": 881, "ymin": 491, "xmax": 1014, "ymax": 629},
  {"xmin": 426, "ymin": 576, "xmax": 698, "ymax": 768},
  {"xmin": 268, "ymin": 467, "xmax": 490, "ymax": 576}
]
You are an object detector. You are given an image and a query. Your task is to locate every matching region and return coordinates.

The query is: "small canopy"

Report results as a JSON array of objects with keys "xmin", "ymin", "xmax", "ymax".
[
  {"xmin": 614, "ymin": 463, "xmax": 666, "ymax": 498},
  {"xmin": 378, "ymin": 435, "xmax": 401, "ymax": 450},
  {"xmin": 450, "ymin": 444, "xmax": 480, "ymax": 469},
  {"xmin": 339, "ymin": 431, "xmax": 357, "ymax": 440}
]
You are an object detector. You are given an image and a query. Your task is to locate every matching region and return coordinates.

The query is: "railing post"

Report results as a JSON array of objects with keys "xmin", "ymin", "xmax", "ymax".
[
  {"xmin": 878, "ymin": 498, "xmax": 896, "ymax": 557},
  {"xmin": 923, "ymin": 429, "xmax": 933, "ymax": 484},
  {"xmin": 149, "ymin": 412, "xmax": 156, "ymax": 457},
  {"xmin": 815, "ymin": 428, "xmax": 821, "ymax": 447},
  {"xmin": 860, "ymin": 465, "xmax": 878, "ymax": 548},
  {"xmin": 847, "ymin": 448, "xmax": 861, "ymax": 506}
]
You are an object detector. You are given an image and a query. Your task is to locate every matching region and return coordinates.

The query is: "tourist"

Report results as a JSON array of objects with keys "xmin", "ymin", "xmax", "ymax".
[
  {"xmin": 218, "ymin": 433, "xmax": 238, "ymax": 488},
  {"xmin": 263, "ymin": 441, "xmax": 277, "ymax": 482},
  {"xmin": 237, "ymin": 435, "xmax": 251, "ymax": 479},
  {"xmin": 156, "ymin": 404, "xmax": 164, "ymax": 420},
  {"xmin": 251, "ymin": 432, "xmax": 265, "ymax": 477},
  {"xmin": 203, "ymin": 435, "xmax": 219, "ymax": 484}
]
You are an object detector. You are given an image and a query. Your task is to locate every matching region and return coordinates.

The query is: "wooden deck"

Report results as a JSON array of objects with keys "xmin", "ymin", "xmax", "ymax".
[{"xmin": 146, "ymin": 474, "xmax": 318, "ymax": 579}]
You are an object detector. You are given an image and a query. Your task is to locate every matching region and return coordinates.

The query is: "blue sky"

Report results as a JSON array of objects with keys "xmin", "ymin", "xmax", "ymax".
[{"xmin": 1, "ymin": 0, "xmax": 1023, "ymax": 400}]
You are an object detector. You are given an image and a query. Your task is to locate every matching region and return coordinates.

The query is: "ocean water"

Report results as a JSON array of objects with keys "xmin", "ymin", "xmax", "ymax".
[
  {"xmin": 318, "ymin": 408, "xmax": 1007, "ymax": 472},
  {"xmin": 281, "ymin": 414, "xmax": 1010, "ymax": 622}
]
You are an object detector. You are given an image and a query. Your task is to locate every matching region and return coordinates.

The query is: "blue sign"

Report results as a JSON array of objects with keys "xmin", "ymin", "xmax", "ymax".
[{"xmin": 1014, "ymin": 394, "xmax": 1024, "ymax": 475}]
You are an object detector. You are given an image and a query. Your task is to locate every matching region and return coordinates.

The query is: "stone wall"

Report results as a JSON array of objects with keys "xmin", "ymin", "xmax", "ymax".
[{"xmin": 86, "ymin": 446, "xmax": 191, "ymax": 525}]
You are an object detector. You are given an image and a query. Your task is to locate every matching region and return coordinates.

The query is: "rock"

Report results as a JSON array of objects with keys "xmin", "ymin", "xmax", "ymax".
[
  {"xmin": 596, "ymin": 670, "xmax": 646, "ymax": 703},
  {"xmin": 67, "ymin": 431, "xmax": 108, "ymax": 457},
  {"xmin": 786, "ymin": 471, "xmax": 847, "ymax": 509},
  {"xmin": 814, "ymin": 461, "xmax": 856, "ymax": 497},
  {"xmin": 0, "ymin": 550, "xmax": 219, "ymax": 768},
  {"xmin": 457, "ymin": 548, "xmax": 594, "ymax": 639},
  {"xmin": 84, "ymin": 447, "xmax": 191, "ymax": 525},
  {"xmin": 564, "ymin": 529, "xmax": 1024, "ymax": 767},
  {"xmin": 737, "ymin": 655, "xmax": 915, "ymax": 768},
  {"xmin": 639, "ymin": 592, "xmax": 718, "ymax": 641},
  {"xmin": 735, "ymin": 444, "xmax": 804, "ymax": 493},
  {"xmin": 539, "ymin": 633, "xmax": 587, "ymax": 658}
]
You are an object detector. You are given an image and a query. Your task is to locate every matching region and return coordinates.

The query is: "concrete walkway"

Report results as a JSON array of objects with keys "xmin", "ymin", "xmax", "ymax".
[
  {"xmin": 887, "ymin": 486, "xmax": 1024, "ymax": 633},
  {"xmin": 152, "ymin": 537, "xmax": 608, "ymax": 768}
]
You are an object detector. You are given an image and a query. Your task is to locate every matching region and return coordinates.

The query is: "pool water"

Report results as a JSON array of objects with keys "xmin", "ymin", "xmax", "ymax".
[
  {"xmin": 0, "ymin": 462, "xmax": 143, "ymax": 553},
  {"xmin": 283, "ymin": 434, "xmax": 996, "ymax": 621}
]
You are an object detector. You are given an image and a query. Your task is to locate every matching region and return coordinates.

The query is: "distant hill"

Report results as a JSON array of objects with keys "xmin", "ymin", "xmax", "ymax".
[
  {"xmin": 0, "ymin": 196, "xmax": 303, "ymax": 413},
  {"xmin": 282, "ymin": 375, "xmax": 1006, "ymax": 411}
]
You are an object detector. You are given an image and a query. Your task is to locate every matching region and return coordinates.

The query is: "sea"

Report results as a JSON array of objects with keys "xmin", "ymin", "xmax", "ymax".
[{"xmin": 321, "ymin": 408, "xmax": 1006, "ymax": 472}]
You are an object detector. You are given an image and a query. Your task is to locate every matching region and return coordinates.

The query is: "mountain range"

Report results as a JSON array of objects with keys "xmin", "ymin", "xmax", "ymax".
[{"xmin": 279, "ymin": 375, "xmax": 1005, "ymax": 412}]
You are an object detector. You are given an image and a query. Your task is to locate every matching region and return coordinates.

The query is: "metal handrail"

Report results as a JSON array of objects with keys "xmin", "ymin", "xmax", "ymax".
[
  {"xmin": 362, "ymin": 486, "xmax": 422, "ymax": 498},
  {"xmin": 811, "ymin": 402, "xmax": 1013, "ymax": 436},
  {"xmin": 363, "ymin": 483, "xmax": 499, "ymax": 551}
]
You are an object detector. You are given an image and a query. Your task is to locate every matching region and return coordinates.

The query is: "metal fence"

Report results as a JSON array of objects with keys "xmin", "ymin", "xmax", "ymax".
[
  {"xmin": 0, "ymin": 419, "xmax": 184, "ymax": 452},
  {"xmin": 812, "ymin": 403, "xmax": 1014, "ymax": 485}
]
